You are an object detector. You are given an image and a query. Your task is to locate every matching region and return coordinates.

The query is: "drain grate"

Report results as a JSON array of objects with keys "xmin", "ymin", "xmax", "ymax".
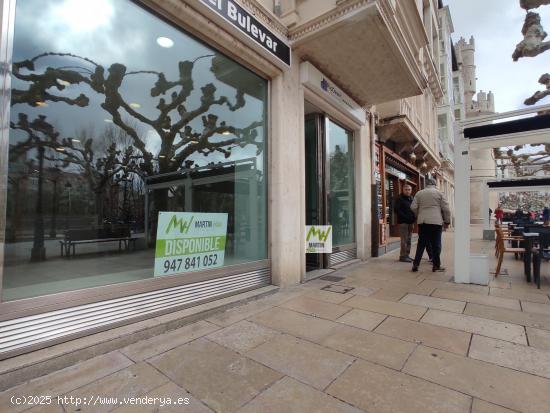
[
  {"xmin": 319, "ymin": 275, "xmax": 345, "ymax": 282},
  {"xmin": 321, "ymin": 284, "xmax": 354, "ymax": 294}
]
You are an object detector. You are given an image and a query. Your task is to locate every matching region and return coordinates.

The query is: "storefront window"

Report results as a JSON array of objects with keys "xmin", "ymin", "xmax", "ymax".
[
  {"xmin": 328, "ymin": 121, "xmax": 354, "ymax": 246},
  {"xmin": 2, "ymin": 0, "xmax": 268, "ymax": 301}
]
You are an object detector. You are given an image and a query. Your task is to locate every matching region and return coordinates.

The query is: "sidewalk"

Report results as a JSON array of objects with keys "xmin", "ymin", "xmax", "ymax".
[{"xmin": 2, "ymin": 229, "xmax": 550, "ymax": 413}]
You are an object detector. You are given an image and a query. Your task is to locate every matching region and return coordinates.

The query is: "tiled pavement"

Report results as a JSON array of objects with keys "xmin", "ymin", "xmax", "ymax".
[{"xmin": 2, "ymin": 229, "xmax": 550, "ymax": 412}]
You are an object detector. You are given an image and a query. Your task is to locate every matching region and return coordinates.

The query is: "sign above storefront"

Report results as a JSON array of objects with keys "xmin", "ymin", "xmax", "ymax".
[
  {"xmin": 201, "ymin": 0, "xmax": 291, "ymax": 66},
  {"xmin": 300, "ymin": 62, "xmax": 366, "ymax": 125},
  {"xmin": 154, "ymin": 212, "xmax": 228, "ymax": 277},
  {"xmin": 386, "ymin": 165, "xmax": 407, "ymax": 180},
  {"xmin": 305, "ymin": 225, "xmax": 332, "ymax": 253}
]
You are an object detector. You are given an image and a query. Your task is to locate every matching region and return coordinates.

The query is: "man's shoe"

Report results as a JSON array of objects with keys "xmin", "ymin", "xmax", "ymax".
[
  {"xmin": 412, "ymin": 266, "xmax": 419, "ymax": 272},
  {"xmin": 400, "ymin": 257, "xmax": 413, "ymax": 263},
  {"xmin": 432, "ymin": 266, "xmax": 446, "ymax": 272}
]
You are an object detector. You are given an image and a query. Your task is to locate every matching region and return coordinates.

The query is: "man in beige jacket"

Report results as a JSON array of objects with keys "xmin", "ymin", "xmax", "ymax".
[{"xmin": 411, "ymin": 177, "xmax": 451, "ymax": 272}]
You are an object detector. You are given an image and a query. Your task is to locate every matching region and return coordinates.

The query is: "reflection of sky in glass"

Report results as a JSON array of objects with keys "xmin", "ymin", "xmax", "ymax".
[{"xmin": 10, "ymin": 0, "xmax": 266, "ymax": 172}]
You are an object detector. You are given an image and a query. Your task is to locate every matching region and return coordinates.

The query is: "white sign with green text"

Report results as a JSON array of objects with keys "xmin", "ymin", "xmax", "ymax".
[
  {"xmin": 154, "ymin": 212, "xmax": 228, "ymax": 277},
  {"xmin": 305, "ymin": 225, "xmax": 332, "ymax": 253}
]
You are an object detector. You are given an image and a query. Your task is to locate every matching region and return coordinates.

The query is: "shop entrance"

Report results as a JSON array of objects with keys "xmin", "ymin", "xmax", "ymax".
[{"xmin": 304, "ymin": 102, "xmax": 356, "ymax": 271}]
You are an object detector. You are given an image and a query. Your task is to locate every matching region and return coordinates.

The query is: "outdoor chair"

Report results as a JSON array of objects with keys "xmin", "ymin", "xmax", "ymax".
[
  {"xmin": 495, "ymin": 228, "xmax": 525, "ymax": 277},
  {"xmin": 494, "ymin": 224, "xmax": 523, "ymax": 257}
]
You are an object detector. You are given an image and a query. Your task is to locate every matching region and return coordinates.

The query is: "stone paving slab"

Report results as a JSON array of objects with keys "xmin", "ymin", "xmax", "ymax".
[
  {"xmin": 249, "ymin": 307, "xmax": 341, "ymax": 343},
  {"xmin": 421, "ymin": 309, "xmax": 527, "ymax": 344},
  {"xmin": 418, "ymin": 280, "xmax": 490, "ymax": 295},
  {"xmin": 368, "ymin": 287, "xmax": 408, "ymax": 302},
  {"xmin": 465, "ymin": 302, "xmax": 550, "ymax": 331},
  {"xmin": 62, "ymin": 362, "xmax": 169, "ymax": 413},
  {"xmin": 326, "ymin": 358, "xmax": 472, "ymax": 413},
  {"xmin": 471, "ymin": 399, "xmax": 518, "ymax": 413},
  {"xmin": 374, "ymin": 316, "xmax": 471, "ymax": 355},
  {"xmin": 342, "ymin": 295, "xmax": 427, "ymax": 321},
  {"xmin": 335, "ymin": 309, "xmax": 387, "ymax": 331},
  {"xmin": 526, "ymin": 327, "xmax": 550, "ymax": 351},
  {"xmin": 403, "ymin": 346, "xmax": 550, "ymax": 413},
  {"xmin": 111, "ymin": 381, "xmax": 214, "ymax": 413},
  {"xmin": 400, "ymin": 293, "xmax": 466, "ymax": 313},
  {"xmin": 521, "ymin": 300, "xmax": 550, "ymax": 316},
  {"xmin": 235, "ymin": 376, "xmax": 362, "ymax": 413},
  {"xmin": 469, "ymin": 335, "xmax": 550, "ymax": 379},
  {"xmin": 206, "ymin": 320, "xmax": 280, "ymax": 353},
  {"xmin": 432, "ymin": 289, "xmax": 521, "ymax": 311},
  {"xmin": 278, "ymin": 296, "xmax": 351, "ymax": 320},
  {"xmin": 149, "ymin": 338, "xmax": 282, "ymax": 413},
  {"xmin": 489, "ymin": 288, "xmax": 550, "ymax": 304},
  {"xmin": 0, "ymin": 351, "xmax": 133, "ymax": 413},
  {"xmin": 320, "ymin": 324, "xmax": 417, "ymax": 370},
  {"xmin": 120, "ymin": 320, "xmax": 219, "ymax": 362},
  {"xmin": 304, "ymin": 288, "xmax": 354, "ymax": 304},
  {"xmin": 246, "ymin": 334, "xmax": 354, "ymax": 390}
]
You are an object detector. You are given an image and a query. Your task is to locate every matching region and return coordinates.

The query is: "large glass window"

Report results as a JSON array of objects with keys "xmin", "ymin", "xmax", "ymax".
[
  {"xmin": 2, "ymin": 0, "xmax": 268, "ymax": 301},
  {"xmin": 328, "ymin": 120, "xmax": 355, "ymax": 246}
]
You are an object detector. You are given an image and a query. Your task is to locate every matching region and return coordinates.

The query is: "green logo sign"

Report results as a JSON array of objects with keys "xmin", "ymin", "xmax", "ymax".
[
  {"xmin": 305, "ymin": 225, "xmax": 332, "ymax": 253},
  {"xmin": 165, "ymin": 215, "xmax": 194, "ymax": 234},
  {"xmin": 306, "ymin": 226, "xmax": 332, "ymax": 242}
]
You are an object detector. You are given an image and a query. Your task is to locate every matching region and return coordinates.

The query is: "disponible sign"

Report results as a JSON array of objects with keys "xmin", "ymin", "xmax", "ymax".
[
  {"xmin": 154, "ymin": 212, "xmax": 228, "ymax": 277},
  {"xmin": 201, "ymin": 0, "xmax": 291, "ymax": 66},
  {"xmin": 305, "ymin": 225, "xmax": 332, "ymax": 253}
]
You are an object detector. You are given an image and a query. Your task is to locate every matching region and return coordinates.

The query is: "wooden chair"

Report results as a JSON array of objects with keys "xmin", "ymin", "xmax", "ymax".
[
  {"xmin": 495, "ymin": 228, "xmax": 525, "ymax": 277},
  {"xmin": 494, "ymin": 224, "xmax": 523, "ymax": 257}
]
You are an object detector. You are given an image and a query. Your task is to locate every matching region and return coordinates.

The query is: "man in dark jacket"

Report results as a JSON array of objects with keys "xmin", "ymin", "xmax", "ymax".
[{"xmin": 394, "ymin": 184, "xmax": 415, "ymax": 262}]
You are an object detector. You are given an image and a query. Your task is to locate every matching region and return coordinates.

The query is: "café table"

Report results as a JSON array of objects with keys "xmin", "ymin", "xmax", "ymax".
[{"xmin": 522, "ymin": 232, "xmax": 540, "ymax": 283}]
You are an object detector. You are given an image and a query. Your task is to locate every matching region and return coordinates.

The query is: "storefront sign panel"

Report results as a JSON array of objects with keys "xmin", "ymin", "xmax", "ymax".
[
  {"xmin": 201, "ymin": 0, "xmax": 291, "ymax": 66},
  {"xmin": 305, "ymin": 225, "xmax": 332, "ymax": 253},
  {"xmin": 154, "ymin": 212, "xmax": 228, "ymax": 276}
]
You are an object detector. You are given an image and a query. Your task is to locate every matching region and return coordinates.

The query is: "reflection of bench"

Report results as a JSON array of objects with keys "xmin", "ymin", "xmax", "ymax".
[{"xmin": 59, "ymin": 228, "xmax": 136, "ymax": 257}]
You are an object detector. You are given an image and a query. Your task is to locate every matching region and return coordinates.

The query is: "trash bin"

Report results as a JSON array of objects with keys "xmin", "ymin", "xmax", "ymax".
[{"xmin": 469, "ymin": 254, "xmax": 489, "ymax": 285}]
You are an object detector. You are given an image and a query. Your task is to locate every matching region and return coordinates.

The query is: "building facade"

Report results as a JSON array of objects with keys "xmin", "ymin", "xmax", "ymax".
[{"xmin": 0, "ymin": 0, "xmax": 449, "ymax": 358}]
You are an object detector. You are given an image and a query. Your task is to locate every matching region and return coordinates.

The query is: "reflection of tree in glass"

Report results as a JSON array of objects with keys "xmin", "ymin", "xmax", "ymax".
[
  {"xmin": 330, "ymin": 145, "xmax": 350, "ymax": 190},
  {"xmin": 11, "ymin": 52, "xmax": 263, "ymax": 176}
]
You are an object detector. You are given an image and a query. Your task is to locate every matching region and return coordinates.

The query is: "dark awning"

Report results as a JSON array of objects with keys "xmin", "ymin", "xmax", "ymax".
[
  {"xmin": 464, "ymin": 114, "xmax": 550, "ymax": 139},
  {"xmin": 487, "ymin": 178, "xmax": 550, "ymax": 188}
]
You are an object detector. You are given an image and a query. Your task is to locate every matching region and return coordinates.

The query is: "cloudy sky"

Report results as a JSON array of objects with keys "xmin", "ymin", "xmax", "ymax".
[{"xmin": 446, "ymin": 0, "xmax": 550, "ymax": 112}]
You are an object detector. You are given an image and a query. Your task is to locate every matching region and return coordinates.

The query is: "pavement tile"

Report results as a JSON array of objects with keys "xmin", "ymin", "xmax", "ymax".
[
  {"xmin": 403, "ymin": 346, "xmax": 550, "ymax": 413},
  {"xmin": 342, "ymin": 295, "xmax": 427, "ymax": 321},
  {"xmin": 375, "ymin": 316, "xmax": 471, "ymax": 355},
  {"xmin": 465, "ymin": 302, "xmax": 550, "ymax": 331},
  {"xmin": 521, "ymin": 300, "xmax": 550, "ymax": 316},
  {"xmin": 111, "ymin": 381, "xmax": 214, "ymax": 413},
  {"xmin": 0, "ymin": 352, "xmax": 133, "ymax": 413},
  {"xmin": 120, "ymin": 320, "xmax": 219, "ymax": 362},
  {"xmin": 235, "ymin": 376, "xmax": 362, "ymax": 413},
  {"xmin": 149, "ymin": 338, "xmax": 282, "ymax": 413},
  {"xmin": 248, "ymin": 307, "xmax": 341, "ymax": 343},
  {"xmin": 304, "ymin": 288, "xmax": 354, "ymax": 304},
  {"xmin": 469, "ymin": 335, "xmax": 550, "ymax": 379},
  {"xmin": 400, "ymin": 293, "xmax": 466, "ymax": 313},
  {"xmin": 432, "ymin": 289, "xmax": 521, "ymax": 310},
  {"xmin": 246, "ymin": 334, "xmax": 354, "ymax": 390},
  {"xmin": 471, "ymin": 399, "xmax": 517, "ymax": 413},
  {"xmin": 326, "ymin": 358, "xmax": 471, "ymax": 413},
  {"xmin": 206, "ymin": 320, "xmax": 279, "ymax": 353},
  {"xmin": 421, "ymin": 309, "xmax": 527, "ymax": 344},
  {"xmin": 336, "ymin": 309, "xmax": 387, "ymax": 331},
  {"xmin": 418, "ymin": 280, "xmax": 490, "ymax": 295},
  {"xmin": 320, "ymin": 324, "xmax": 417, "ymax": 370},
  {"xmin": 63, "ymin": 362, "xmax": 169, "ymax": 413},
  {"xmin": 368, "ymin": 288, "xmax": 408, "ymax": 302},
  {"xmin": 490, "ymin": 288, "xmax": 550, "ymax": 304},
  {"xmin": 526, "ymin": 327, "xmax": 550, "ymax": 351},
  {"xmin": 278, "ymin": 296, "xmax": 351, "ymax": 321}
]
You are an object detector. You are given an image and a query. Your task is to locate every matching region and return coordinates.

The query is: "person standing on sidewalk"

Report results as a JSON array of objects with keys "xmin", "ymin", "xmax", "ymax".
[
  {"xmin": 411, "ymin": 177, "xmax": 451, "ymax": 272},
  {"xmin": 394, "ymin": 184, "xmax": 416, "ymax": 262}
]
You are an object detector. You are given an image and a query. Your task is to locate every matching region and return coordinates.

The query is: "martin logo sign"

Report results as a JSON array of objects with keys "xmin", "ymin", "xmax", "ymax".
[
  {"xmin": 201, "ymin": 0, "xmax": 291, "ymax": 66},
  {"xmin": 305, "ymin": 225, "xmax": 332, "ymax": 254}
]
